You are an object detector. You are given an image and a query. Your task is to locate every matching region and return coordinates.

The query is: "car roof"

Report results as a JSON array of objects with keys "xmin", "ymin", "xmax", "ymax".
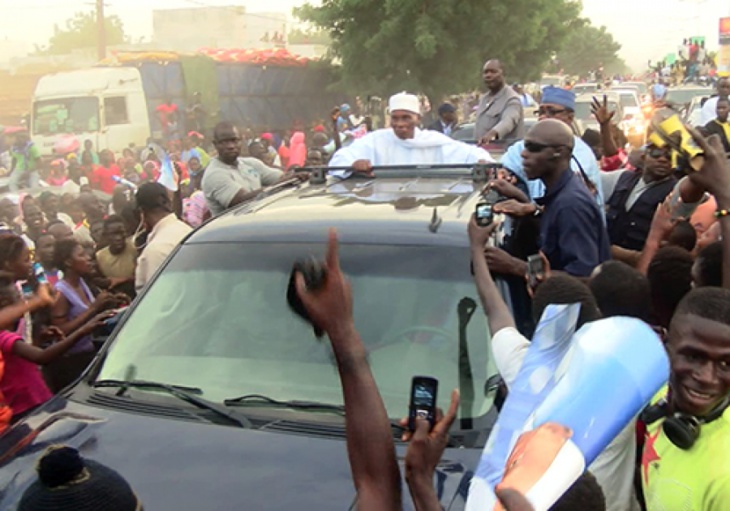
[
  {"xmin": 188, "ymin": 173, "xmax": 486, "ymax": 247},
  {"xmin": 575, "ymin": 92, "xmax": 620, "ymax": 102}
]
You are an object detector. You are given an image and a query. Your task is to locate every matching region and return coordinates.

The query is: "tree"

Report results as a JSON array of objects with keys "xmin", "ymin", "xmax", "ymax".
[
  {"xmin": 36, "ymin": 12, "xmax": 128, "ymax": 55},
  {"xmin": 554, "ymin": 23, "xmax": 622, "ymax": 77},
  {"xmin": 296, "ymin": 0, "xmax": 583, "ymax": 101}
]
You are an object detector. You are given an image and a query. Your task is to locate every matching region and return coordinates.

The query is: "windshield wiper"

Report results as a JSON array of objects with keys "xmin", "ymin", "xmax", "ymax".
[
  {"xmin": 224, "ymin": 394, "xmax": 345, "ymax": 413},
  {"xmin": 93, "ymin": 379, "xmax": 252, "ymax": 428}
]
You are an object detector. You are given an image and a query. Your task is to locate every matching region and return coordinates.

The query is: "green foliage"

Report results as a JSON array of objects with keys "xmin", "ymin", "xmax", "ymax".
[
  {"xmin": 37, "ymin": 12, "xmax": 128, "ymax": 55},
  {"xmin": 555, "ymin": 22, "xmax": 622, "ymax": 77},
  {"xmin": 296, "ymin": 0, "xmax": 583, "ymax": 101}
]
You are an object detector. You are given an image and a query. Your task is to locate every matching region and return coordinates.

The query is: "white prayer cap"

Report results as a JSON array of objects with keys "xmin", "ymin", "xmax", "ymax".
[{"xmin": 388, "ymin": 92, "xmax": 421, "ymax": 116}]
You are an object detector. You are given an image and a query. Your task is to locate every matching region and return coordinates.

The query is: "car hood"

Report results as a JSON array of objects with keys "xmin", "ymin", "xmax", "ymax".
[{"xmin": 0, "ymin": 396, "xmax": 479, "ymax": 510}]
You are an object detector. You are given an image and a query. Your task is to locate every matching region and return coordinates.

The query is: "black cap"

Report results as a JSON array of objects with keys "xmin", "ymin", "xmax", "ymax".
[
  {"xmin": 19, "ymin": 446, "xmax": 141, "ymax": 511},
  {"xmin": 135, "ymin": 182, "xmax": 171, "ymax": 212},
  {"xmin": 438, "ymin": 103, "xmax": 456, "ymax": 115}
]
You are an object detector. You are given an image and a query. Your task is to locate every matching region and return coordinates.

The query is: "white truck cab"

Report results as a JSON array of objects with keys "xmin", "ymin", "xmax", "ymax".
[{"xmin": 31, "ymin": 67, "xmax": 152, "ymax": 158}]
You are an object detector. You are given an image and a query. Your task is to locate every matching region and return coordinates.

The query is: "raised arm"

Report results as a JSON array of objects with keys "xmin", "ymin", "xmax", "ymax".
[
  {"xmin": 467, "ymin": 216, "xmax": 516, "ymax": 334},
  {"xmin": 295, "ymin": 229, "xmax": 401, "ymax": 511},
  {"xmin": 687, "ymin": 128, "xmax": 730, "ymax": 288}
]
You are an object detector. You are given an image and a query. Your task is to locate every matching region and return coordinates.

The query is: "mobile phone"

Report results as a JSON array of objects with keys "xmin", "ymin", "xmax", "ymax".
[
  {"xmin": 527, "ymin": 254, "xmax": 545, "ymax": 288},
  {"xmin": 408, "ymin": 376, "xmax": 439, "ymax": 431},
  {"xmin": 475, "ymin": 202, "xmax": 494, "ymax": 227}
]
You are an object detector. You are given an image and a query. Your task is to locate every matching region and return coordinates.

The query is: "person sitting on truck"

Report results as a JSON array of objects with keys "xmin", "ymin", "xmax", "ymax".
[
  {"xmin": 9, "ymin": 132, "xmax": 41, "ymax": 193},
  {"xmin": 202, "ymin": 122, "xmax": 308, "ymax": 217}
]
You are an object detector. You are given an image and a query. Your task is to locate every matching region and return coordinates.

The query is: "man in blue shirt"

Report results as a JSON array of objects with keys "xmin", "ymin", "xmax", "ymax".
[
  {"xmin": 501, "ymin": 86, "xmax": 604, "ymax": 212},
  {"xmin": 485, "ymin": 119, "xmax": 610, "ymax": 278},
  {"xmin": 527, "ymin": 120, "xmax": 611, "ymax": 276}
]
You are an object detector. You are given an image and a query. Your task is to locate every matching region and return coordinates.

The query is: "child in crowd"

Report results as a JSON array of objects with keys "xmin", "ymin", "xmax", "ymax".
[{"xmin": 0, "ymin": 274, "xmax": 106, "ymax": 423}]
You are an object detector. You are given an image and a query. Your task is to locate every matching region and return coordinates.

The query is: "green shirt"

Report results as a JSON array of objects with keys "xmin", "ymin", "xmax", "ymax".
[
  {"xmin": 643, "ymin": 388, "xmax": 730, "ymax": 511},
  {"xmin": 11, "ymin": 144, "xmax": 40, "ymax": 172}
]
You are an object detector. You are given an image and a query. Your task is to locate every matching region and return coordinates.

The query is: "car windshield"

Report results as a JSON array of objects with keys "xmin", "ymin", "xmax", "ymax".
[
  {"xmin": 541, "ymin": 76, "xmax": 561, "ymax": 86},
  {"xmin": 624, "ymin": 83, "xmax": 648, "ymax": 94},
  {"xmin": 574, "ymin": 101, "xmax": 618, "ymax": 121},
  {"xmin": 33, "ymin": 97, "xmax": 100, "ymax": 135},
  {"xmin": 96, "ymin": 242, "xmax": 497, "ymax": 423},
  {"xmin": 574, "ymin": 84, "xmax": 598, "ymax": 94},
  {"xmin": 666, "ymin": 88, "xmax": 713, "ymax": 106},
  {"xmin": 618, "ymin": 94, "xmax": 639, "ymax": 108}
]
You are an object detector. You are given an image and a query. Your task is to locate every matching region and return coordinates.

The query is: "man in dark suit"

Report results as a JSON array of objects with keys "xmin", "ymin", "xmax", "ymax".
[
  {"xmin": 427, "ymin": 103, "xmax": 458, "ymax": 136},
  {"xmin": 701, "ymin": 97, "xmax": 730, "ymax": 154}
]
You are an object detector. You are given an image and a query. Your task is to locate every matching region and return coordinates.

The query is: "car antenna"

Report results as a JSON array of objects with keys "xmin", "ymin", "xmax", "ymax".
[{"xmin": 429, "ymin": 207, "xmax": 442, "ymax": 233}]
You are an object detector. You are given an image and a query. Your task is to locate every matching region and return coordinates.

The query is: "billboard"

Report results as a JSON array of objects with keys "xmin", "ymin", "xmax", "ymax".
[{"xmin": 720, "ymin": 17, "xmax": 730, "ymax": 45}]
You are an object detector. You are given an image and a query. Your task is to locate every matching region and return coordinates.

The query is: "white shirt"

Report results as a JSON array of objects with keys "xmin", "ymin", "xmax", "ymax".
[
  {"xmin": 700, "ymin": 96, "xmax": 720, "ymax": 125},
  {"xmin": 135, "ymin": 213, "xmax": 192, "ymax": 293},
  {"xmin": 491, "ymin": 326, "xmax": 641, "ymax": 511},
  {"xmin": 328, "ymin": 128, "xmax": 493, "ymax": 178}
]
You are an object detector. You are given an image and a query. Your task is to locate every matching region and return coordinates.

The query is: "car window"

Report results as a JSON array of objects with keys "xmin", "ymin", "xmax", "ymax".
[
  {"xmin": 619, "ymin": 94, "xmax": 638, "ymax": 108},
  {"xmin": 574, "ymin": 101, "xmax": 619, "ymax": 121},
  {"xmin": 98, "ymin": 243, "xmax": 497, "ymax": 423}
]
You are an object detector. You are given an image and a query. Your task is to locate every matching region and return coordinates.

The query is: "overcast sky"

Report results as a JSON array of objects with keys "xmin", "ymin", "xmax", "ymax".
[{"xmin": 3, "ymin": 0, "xmax": 730, "ymax": 70}]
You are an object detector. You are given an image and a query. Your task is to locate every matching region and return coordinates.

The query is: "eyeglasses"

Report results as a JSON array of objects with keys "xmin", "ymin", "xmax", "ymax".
[
  {"xmin": 535, "ymin": 107, "xmax": 568, "ymax": 117},
  {"xmin": 646, "ymin": 146, "xmax": 672, "ymax": 159},
  {"xmin": 524, "ymin": 141, "xmax": 565, "ymax": 153}
]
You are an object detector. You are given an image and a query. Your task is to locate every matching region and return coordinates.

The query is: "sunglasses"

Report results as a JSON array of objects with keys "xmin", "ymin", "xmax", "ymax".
[
  {"xmin": 524, "ymin": 141, "xmax": 565, "ymax": 153},
  {"xmin": 646, "ymin": 146, "xmax": 672, "ymax": 159},
  {"xmin": 535, "ymin": 107, "xmax": 569, "ymax": 117}
]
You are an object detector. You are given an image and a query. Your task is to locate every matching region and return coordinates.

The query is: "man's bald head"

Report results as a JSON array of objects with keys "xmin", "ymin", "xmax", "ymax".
[
  {"xmin": 527, "ymin": 119, "xmax": 574, "ymax": 149},
  {"xmin": 521, "ymin": 119, "xmax": 575, "ymax": 181}
]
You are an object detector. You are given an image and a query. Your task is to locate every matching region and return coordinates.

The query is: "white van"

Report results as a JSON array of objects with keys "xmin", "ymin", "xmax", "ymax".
[{"xmin": 31, "ymin": 67, "xmax": 152, "ymax": 158}]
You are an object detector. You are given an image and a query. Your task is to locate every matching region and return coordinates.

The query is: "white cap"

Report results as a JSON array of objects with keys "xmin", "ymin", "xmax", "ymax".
[{"xmin": 388, "ymin": 92, "xmax": 421, "ymax": 116}]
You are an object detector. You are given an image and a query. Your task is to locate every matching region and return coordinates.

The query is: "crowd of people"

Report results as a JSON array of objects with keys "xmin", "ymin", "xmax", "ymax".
[{"xmin": 0, "ymin": 52, "xmax": 729, "ymax": 510}]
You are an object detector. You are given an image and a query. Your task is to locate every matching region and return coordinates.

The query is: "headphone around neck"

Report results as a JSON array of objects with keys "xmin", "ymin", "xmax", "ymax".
[{"xmin": 640, "ymin": 395, "xmax": 730, "ymax": 450}]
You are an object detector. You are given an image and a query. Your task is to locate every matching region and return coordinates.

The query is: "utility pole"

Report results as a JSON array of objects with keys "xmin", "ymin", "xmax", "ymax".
[{"xmin": 97, "ymin": 0, "xmax": 106, "ymax": 60}]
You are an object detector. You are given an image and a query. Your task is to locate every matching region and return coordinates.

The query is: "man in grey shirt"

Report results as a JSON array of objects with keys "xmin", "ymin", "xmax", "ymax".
[
  {"xmin": 203, "ymin": 122, "xmax": 306, "ymax": 216},
  {"xmin": 475, "ymin": 59, "xmax": 524, "ymax": 145}
]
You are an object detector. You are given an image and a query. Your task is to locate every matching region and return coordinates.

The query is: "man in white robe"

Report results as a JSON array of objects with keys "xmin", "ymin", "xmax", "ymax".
[{"xmin": 329, "ymin": 93, "xmax": 493, "ymax": 178}]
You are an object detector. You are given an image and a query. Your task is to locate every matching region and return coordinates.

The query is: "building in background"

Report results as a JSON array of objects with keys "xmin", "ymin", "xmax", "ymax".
[{"xmin": 152, "ymin": 6, "xmax": 287, "ymax": 51}]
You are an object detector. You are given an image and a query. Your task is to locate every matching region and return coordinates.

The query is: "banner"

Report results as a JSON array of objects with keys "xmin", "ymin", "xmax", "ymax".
[
  {"xmin": 718, "ymin": 45, "xmax": 730, "ymax": 77},
  {"xmin": 466, "ymin": 309, "xmax": 669, "ymax": 511},
  {"xmin": 720, "ymin": 17, "xmax": 730, "ymax": 45}
]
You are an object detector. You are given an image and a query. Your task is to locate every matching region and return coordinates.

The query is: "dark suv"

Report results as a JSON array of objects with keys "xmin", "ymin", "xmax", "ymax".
[{"xmin": 0, "ymin": 167, "xmax": 500, "ymax": 510}]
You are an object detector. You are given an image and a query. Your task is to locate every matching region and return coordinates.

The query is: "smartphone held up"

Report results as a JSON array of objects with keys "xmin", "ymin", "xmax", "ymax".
[
  {"xmin": 475, "ymin": 202, "xmax": 494, "ymax": 227},
  {"xmin": 408, "ymin": 376, "xmax": 439, "ymax": 431}
]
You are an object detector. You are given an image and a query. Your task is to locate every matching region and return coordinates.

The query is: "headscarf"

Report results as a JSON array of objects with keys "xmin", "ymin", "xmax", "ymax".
[{"xmin": 288, "ymin": 132, "xmax": 307, "ymax": 168}]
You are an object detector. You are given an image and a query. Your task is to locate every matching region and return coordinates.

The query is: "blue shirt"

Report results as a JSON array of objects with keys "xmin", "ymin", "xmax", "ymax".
[
  {"xmin": 501, "ymin": 136, "xmax": 605, "ymax": 217},
  {"xmin": 536, "ymin": 169, "xmax": 611, "ymax": 277}
]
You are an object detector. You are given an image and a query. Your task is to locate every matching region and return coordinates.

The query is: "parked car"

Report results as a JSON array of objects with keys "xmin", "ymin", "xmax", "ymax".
[
  {"xmin": 450, "ymin": 115, "xmax": 584, "ymax": 160},
  {"xmin": 611, "ymin": 89, "xmax": 646, "ymax": 146},
  {"xmin": 574, "ymin": 93, "xmax": 623, "ymax": 135},
  {"xmin": 684, "ymin": 94, "xmax": 712, "ymax": 127},
  {"xmin": 0, "ymin": 166, "xmax": 501, "ymax": 510},
  {"xmin": 572, "ymin": 83, "xmax": 600, "ymax": 95},
  {"xmin": 665, "ymin": 86, "xmax": 714, "ymax": 117}
]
